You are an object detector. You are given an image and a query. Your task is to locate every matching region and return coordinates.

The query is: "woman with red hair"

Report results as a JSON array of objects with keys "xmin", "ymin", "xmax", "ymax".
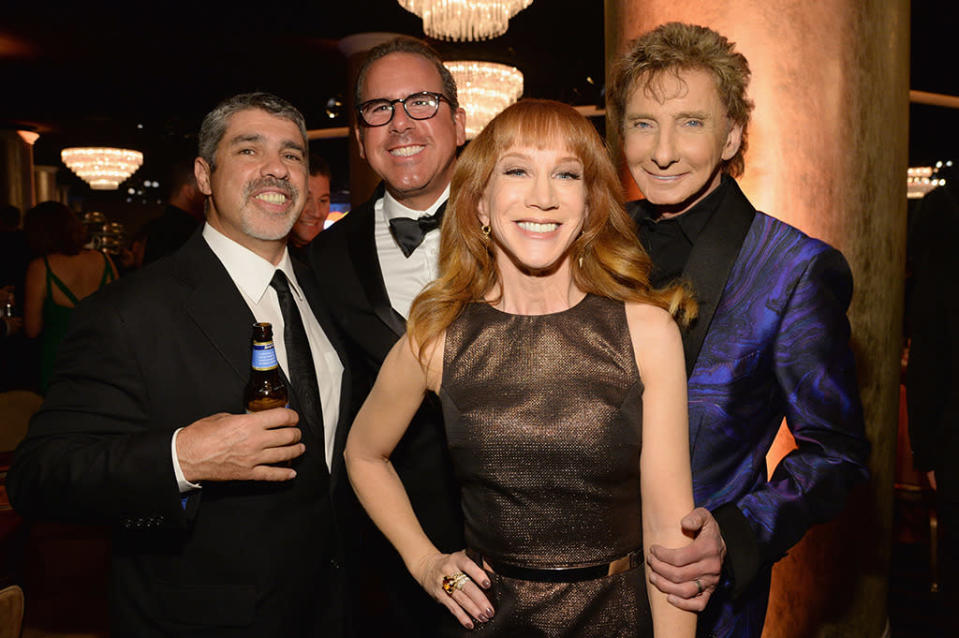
[{"xmin": 346, "ymin": 100, "xmax": 696, "ymax": 637}]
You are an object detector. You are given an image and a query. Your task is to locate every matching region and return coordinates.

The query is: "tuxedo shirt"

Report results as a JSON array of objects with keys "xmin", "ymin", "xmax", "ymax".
[
  {"xmin": 201, "ymin": 224, "xmax": 342, "ymax": 467},
  {"xmin": 374, "ymin": 186, "xmax": 447, "ymax": 318},
  {"xmin": 637, "ymin": 176, "xmax": 729, "ymax": 287}
]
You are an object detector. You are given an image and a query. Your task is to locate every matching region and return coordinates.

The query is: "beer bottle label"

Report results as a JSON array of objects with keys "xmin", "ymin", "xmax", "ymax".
[{"xmin": 251, "ymin": 340, "xmax": 279, "ymax": 371}]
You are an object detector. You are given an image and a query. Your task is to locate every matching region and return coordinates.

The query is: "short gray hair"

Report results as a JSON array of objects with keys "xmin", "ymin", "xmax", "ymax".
[{"xmin": 198, "ymin": 92, "xmax": 308, "ymax": 170}]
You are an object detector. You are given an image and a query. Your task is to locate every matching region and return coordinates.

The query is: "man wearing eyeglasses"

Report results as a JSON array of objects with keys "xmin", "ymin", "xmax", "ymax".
[{"xmin": 307, "ymin": 36, "xmax": 467, "ymax": 637}]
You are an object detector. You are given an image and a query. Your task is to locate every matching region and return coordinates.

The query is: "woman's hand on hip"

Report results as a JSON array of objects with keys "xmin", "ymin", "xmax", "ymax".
[{"xmin": 412, "ymin": 549, "xmax": 494, "ymax": 630}]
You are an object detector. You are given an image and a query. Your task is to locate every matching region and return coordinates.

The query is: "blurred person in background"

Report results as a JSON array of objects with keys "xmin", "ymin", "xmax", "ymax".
[
  {"xmin": 289, "ymin": 154, "xmax": 332, "ymax": 258},
  {"xmin": 141, "ymin": 159, "xmax": 205, "ymax": 265},
  {"xmin": 906, "ymin": 161, "xmax": 959, "ymax": 634},
  {"xmin": 23, "ymin": 202, "xmax": 116, "ymax": 393}
]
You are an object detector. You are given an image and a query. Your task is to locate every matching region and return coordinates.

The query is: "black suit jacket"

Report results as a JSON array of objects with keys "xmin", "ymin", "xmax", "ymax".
[
  {"xmin": 308, "ymin": 187, "xmax": 463, "ymax": 637},
  {"xmin": 142, "ymin": 204, "xmax": 202, "ymax": 266},
  {"xmin": 9, "ymin": 230, "xmax": 354, "ymax": 637},
  {"xmin": 629, "ymin": 181, "xmax": 869, "ymax": 637},
  {"xmin": 907, "ymin": 182, "xmax": 959, "ymax": 485}
]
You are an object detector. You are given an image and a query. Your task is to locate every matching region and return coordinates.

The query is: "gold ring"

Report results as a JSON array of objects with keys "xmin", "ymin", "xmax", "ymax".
[
  {"xmin": 695, "ymin": 578, "xmax": 704, "ymax": 595},
  {"xmin": 442, "ymin": 572, "xmax": 471, "ymax": 596}
]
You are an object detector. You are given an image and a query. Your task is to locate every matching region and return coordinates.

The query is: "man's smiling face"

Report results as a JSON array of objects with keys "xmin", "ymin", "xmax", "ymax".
[
  {"xmin": 196, "ymin": 107, "xmax": 307, "ymax": 251},
  {"xmin": 355, "ymin": 52, "xmax": 466, "ymax": 211}
]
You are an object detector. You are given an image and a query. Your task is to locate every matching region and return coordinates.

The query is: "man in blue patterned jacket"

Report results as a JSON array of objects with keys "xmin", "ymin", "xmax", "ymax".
[{"xmin": 609, "ymin": 22, "xmax": 870, "ymax": 638}]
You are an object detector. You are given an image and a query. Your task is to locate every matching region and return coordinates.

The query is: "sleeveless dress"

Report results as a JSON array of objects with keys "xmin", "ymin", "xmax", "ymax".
[
  {"xmin": 40, "ymin": 252, "xmax": 115, "ymax": 392},
  {"xmin": 440, "ymin": 294, "xmax": 652, "ymax": 637}
]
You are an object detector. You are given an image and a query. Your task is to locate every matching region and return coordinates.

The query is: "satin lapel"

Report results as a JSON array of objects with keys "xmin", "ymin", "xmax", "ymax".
[
  {"xmin": 293, "ymin": 258, "xmax": 351, "ymax": 488},
  {"xmin": 346, "ymin": 187, "xmax": 407, "ymax": 337},
  {"xmin": 680, "ymin": 181, "xmax": 756, "ymax": 377},
  {"xmin": 175, "ymin": 232, "xmax": 256, "ymax": 385}
]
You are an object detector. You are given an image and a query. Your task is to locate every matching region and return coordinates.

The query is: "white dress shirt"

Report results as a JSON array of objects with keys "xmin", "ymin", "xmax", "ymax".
[
  {"xmin": 374, "ymin": 185, "xmax": 448, "ymax": 318},
  {"xmin": 172, "ymin": 224, "xmax": 343, "ymax": 490}
]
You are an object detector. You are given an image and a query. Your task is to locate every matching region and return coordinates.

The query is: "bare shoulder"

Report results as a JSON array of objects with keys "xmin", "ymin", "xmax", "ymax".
[
  {"xmin": 624, "ymin": 302, "xmax": 683, "ymax": 378},
  {"xmin": 395, "ymin": 330, "xmax": 446, "ymax": 394},
  {"xmin": 26, "ymin": 256, "xmax": 45, "ymax": 276},
  {"xmin": 624, "ymin": 302, "xmax": 680, "ymax": 341},
  {"xmin": 421, "ymin": 330, "xmax": 446, "ymax": 393}
]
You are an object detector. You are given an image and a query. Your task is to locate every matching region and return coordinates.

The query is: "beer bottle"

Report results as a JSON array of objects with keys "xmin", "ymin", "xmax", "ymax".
[{"xmin": 244, "ymin": 322, "xmax": 288, "ymax": 412}]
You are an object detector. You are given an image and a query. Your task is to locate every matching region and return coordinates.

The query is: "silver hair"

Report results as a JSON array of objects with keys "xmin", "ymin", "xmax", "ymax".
[{"xmin": 198, "ymin": 92, "xmax": 308, "ymax": 170}]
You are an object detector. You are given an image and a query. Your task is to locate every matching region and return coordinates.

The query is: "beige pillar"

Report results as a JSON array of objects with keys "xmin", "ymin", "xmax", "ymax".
[
  {"xmin": 34, "ymin": 165, "xmax": 62, "ymax": 205},
  {"xmin": 605, "ymin": 2, "xmax": 908, "ymax": 636},
  {"xmin": 0, "ymin": 129, "xmax": 39, "ymax": 213}
]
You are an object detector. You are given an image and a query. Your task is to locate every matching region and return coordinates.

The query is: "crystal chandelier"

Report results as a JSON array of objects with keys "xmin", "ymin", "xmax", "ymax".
[
  {"xmin": 398, "ymin": 0, "xmax": 533, "ymax": 41},
  {"xmin": 907, "ymin": 161, "xmax": 951, "ymax": 199},
  {"xmin": 61, "ymin": 147, "xmax": 144, "ymax": 190},
  {"xmin": 445, "ymin": 61, "xmax": 523, "ymax": 138}
]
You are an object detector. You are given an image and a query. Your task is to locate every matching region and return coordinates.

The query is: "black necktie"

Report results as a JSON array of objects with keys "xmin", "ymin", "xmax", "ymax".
[
  {"xmin": 270, "ymin": 270, "xmax": 323, "ymax": 438},
  {"xmin": 388, "ymin": 210, "xmax": 444, "ymax": 257}
]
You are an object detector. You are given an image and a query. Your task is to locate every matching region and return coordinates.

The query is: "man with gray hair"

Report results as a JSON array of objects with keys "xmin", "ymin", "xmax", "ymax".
[{"xmin": 9, "ymin": 92, "xmax": 353, "ymax": 637}]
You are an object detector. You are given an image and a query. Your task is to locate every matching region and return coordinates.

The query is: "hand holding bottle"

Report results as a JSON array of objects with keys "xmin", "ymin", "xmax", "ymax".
[{"xmin": 176, "ymin": 408, "xmax": 304, "ymax": 483}]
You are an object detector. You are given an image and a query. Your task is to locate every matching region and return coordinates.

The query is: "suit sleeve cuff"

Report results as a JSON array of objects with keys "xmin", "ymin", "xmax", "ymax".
[
  {"xmin": 713, "ymin": 503, "xmax": 762, "ymax": 599},
  {"xmin": 171, "ymin": 428, "xmax": 202, "ymax": 493}
]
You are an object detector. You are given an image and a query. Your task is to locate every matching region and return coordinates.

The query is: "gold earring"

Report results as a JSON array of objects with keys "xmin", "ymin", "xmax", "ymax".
[{"xmin": 481, "ymin": 224, "xmax": 491, "ymax": 238}]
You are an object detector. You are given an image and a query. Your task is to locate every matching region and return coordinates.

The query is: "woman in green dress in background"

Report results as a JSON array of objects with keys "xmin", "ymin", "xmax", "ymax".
[{"xmin": 23, "ymin": 202, "xmax": 116, "ymax": 393}]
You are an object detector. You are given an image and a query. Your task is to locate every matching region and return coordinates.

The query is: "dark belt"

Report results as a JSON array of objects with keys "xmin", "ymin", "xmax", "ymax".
[{"xmin": 466, "ymin": 547, "xmax": 644, "ymax": 583}]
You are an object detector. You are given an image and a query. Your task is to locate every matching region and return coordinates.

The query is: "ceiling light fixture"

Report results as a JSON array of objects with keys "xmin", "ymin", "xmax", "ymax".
[
  {"xmin": 445, "ymin": 61, "xmax": 523, "ymax": 139},
  {"xmin": 61, "ymin": 147, "xmax": 144, "ymax": 190},
  {"xmin": 398, "ymin": 0, "xmax": 533, "ymax": 41}
]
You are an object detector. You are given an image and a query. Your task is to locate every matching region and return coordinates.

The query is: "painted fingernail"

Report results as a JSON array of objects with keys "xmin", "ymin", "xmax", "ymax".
[
  {"xmin": 482, "ymin": 579, "xmax": 491, "ymax": 588},
  {"xmin": 465, "ymin": 621, "xmax": 474, "ymax": 630},
  {"xmin": 486, "ymin": 607, "xmax": 494, "ymax": 617}
]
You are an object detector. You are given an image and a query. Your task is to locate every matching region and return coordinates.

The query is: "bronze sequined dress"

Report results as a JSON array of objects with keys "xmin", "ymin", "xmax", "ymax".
[{"xmin": 440, "ymin": 294, "xmax": 652, "ymax": 637}]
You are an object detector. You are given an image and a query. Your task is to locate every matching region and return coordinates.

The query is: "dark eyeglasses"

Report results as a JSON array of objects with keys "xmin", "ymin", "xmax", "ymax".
[{"xmin": 356, "ymin": 91, "xmax": 452, "ymax": 127}]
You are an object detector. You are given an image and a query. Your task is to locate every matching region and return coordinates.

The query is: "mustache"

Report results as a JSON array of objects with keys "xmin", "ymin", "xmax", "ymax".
[{"xmin": 244, "ymin": 177, "xmax": 298, "ymax": 202}]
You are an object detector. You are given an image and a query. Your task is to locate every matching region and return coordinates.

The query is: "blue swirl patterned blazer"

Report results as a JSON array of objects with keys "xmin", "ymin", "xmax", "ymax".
[{"xmin": 630, "ymin": 179, "xmax": 870, "ymax": 638}]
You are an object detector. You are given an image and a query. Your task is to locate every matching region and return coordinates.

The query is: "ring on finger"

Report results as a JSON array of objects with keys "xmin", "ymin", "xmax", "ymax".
[
  {"xmin": 694, "ymin": 577, "xmax": 704, "ymax": 596},
  {"xmin": 442, "ymin": 572, "xmax": 472, "ymax": 596}
]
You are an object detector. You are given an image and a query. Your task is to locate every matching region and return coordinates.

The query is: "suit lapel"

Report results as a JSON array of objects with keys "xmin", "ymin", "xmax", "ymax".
[
  {"xmin": 176, "ymin": 232, "xmax": 256, "ymax": 385},
  {"xmin": 347, "ymin": 185, "xmax": 407, "ymax": 338},
  {"xmin": 680, "ymin": 180, "xmax": 756, "ymax": 377},
  {"xmin": 293, "ymin": 258, "xmax": 352, "ymax": 488}
]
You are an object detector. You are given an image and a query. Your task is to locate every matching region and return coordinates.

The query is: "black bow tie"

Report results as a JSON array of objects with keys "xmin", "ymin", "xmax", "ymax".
[{"xmin": 388, "ymin": 210, "xmax": 444, "ymax": 257}]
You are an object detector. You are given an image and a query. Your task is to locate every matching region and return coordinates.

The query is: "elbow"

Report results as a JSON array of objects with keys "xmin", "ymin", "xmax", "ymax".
[
  {"xmin": 343, "ymin": 439, "xmax": 358, "ymax": 475},
  {"xmin": 343, "ymin": 433, "xmax": 391, "ymax": 482},
  {"xmin": 343, "ymin": 434, "xmax": 375, "ymax": 476}
]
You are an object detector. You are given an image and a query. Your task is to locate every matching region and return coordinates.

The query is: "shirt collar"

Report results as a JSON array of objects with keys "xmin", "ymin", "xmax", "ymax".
[
  {"xmin": 202, "ymin": 223, "xmax": 302, "ymax": 304},
  {"xmin": 634, "ymin": 174, "xmax": 733, "ymax": 243},
  {"xmin": 382, "ymin": 184, "xmax": 450, "ymax": 222}
]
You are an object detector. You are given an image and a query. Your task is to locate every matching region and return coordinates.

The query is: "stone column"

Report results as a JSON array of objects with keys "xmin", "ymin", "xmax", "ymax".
[
  {"xmin": 605, "ymin": 2, "xmax": 908, "ymax": 636},
  {"xmin": 0, "ymin": 129, "xmax": 39, "ymax": 213},
  {"xmin": 34, "ymin": 165, "xmax": 62, "ymax": 205}
]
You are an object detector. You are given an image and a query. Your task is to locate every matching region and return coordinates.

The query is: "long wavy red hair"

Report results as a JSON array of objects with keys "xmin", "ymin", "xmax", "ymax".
[{"xmin": 408, "ymin": 99, "xmax": 694, "ymax": 356}]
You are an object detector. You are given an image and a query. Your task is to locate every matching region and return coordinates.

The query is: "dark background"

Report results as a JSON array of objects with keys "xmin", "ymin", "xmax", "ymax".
[{"xmin": 1, "ymin": 1, "xmax": 956, "ymax": 213}]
